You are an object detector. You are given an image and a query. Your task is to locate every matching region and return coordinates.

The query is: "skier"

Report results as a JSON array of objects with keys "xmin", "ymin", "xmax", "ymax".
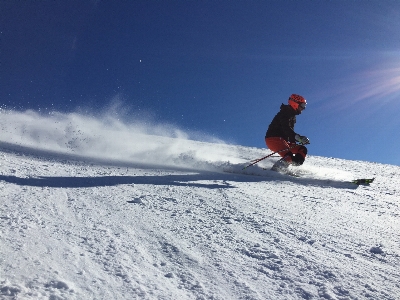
[{"xmin": 265, "ymin": 94, "xmax": 310, "ymax": 172}]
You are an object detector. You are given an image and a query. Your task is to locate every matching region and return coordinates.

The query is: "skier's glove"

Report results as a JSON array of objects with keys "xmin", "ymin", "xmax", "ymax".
[{"xmin": 295, "ymin": 134, "xmax": 310, "ymax": 145}]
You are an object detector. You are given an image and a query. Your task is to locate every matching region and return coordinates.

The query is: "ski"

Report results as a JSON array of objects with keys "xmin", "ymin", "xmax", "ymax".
[
  {"xmin": 267, "ymin": 169, "xmax": 374, "ymax": 184},
  {"xmin": 350, "ymin": 178, "xmax": 375, "ymax": 185}
]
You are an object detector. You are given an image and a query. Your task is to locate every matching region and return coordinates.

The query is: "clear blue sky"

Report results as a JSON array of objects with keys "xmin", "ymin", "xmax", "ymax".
[{"xmin": 2, "ymin": 1, "xmax": 400, "ymax": 165}]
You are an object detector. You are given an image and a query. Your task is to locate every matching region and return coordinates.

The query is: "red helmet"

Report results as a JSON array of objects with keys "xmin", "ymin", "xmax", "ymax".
[{"xmin": 288, "ymin": 94, "xmax": 306, "ymax": 111}]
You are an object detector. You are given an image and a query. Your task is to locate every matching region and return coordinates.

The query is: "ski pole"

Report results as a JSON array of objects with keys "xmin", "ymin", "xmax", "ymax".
[
  {"xmin": 242, "ymin": 144, "xmax": 297, "ymax": 170},
  {"xmin": 242, "ymin": 142, "xmax": 309, "ymax": 170},
  {"xmin": 250, "ymin": 155, "xmax": 281, "ymax": 161}
]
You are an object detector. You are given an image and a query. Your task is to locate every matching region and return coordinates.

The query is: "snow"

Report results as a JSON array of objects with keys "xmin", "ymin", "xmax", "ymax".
[{"xmin": 1, "ymin": 110, "xmax": 400, "ymax": 299}]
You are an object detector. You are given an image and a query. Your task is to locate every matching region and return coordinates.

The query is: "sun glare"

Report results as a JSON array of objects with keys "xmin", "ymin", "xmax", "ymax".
[
  {"xmin": 314, "ymin": 56, "xmax": 400, "ymax": 121},
  {"xmin": 357, "ymin": 66, "xmax": 400, "ymax": 103}
]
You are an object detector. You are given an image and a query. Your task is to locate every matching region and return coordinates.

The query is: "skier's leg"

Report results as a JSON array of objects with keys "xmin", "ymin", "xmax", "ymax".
[
  {"xmin": 265, "ymin": 137, "xmax": 294, "ymax": 171},
  {"xmin": 265, "ymin": 137, "xmax": 292, "ymax": 160}
]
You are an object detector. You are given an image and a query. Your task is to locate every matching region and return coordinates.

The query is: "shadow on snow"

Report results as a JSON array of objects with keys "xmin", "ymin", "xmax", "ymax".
[{"xmin": 0, "ymin": 172, "xmax": 357, "ymax": 190}]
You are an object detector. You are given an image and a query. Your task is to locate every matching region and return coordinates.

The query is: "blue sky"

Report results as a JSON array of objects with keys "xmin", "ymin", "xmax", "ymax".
[{"xmin": 2, "ymin": 1, "xmax": 400, "ymax": 165}]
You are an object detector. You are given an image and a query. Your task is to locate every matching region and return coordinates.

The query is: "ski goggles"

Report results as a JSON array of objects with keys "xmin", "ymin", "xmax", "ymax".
[{"xmin": 299, "ymin": 103, "xmax": 306, "ymax": 110}]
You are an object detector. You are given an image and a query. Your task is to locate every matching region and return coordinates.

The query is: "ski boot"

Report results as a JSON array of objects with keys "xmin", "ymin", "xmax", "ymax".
[{"xmin": 271, "ymin": 157, "xmax": 290, "ymax": 173}]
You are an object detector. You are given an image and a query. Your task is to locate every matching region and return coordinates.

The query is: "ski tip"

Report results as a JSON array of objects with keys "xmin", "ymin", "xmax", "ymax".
[{"xmin": 351, "ymin": 178, "xmax": 375, "ymax": 185}]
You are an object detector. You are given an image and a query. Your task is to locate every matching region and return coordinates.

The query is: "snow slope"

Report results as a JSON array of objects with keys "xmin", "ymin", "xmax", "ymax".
[{"xmin": 1, "ymin": 110, "xmax": 400, "ymax": 300}]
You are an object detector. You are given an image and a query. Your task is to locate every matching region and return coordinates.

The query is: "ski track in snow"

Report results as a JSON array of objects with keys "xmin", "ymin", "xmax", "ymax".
[{"xmin": 1, "ymin": 110, "xmax": 400, "ymax": 299}]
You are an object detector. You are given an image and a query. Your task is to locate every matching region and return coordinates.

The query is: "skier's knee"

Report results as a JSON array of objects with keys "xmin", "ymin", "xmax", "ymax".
[
  {"xmin": 291, "ymin": 146, "xmax": 307, "ymax": 165},
  {"xmin": 292, "ymin": 153, "xmax": 305, "ymax": 165},
  {"xmin": 283, "ymin": 146, "xmax": 307, "ymax": 166}
]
